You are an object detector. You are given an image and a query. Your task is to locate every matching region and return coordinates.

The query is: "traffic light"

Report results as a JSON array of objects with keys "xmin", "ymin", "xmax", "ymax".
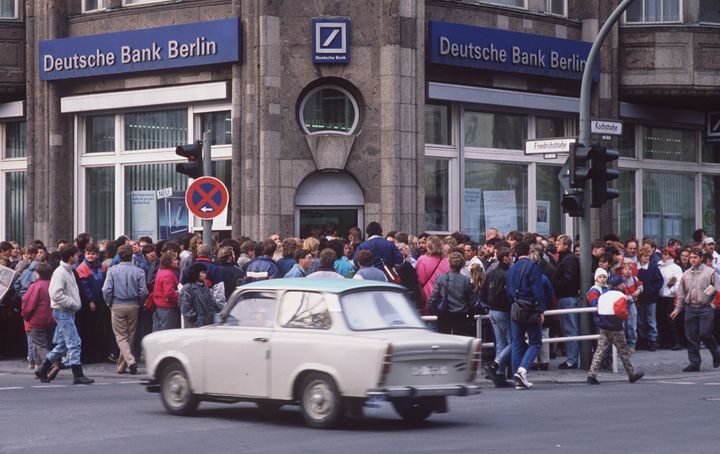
[
  {"xmin": 570, "ymin": 143, "xmax": 592, "ymax": 189},
  {"xmin": 589, "ymin": 144, "xmax": 620, "ymax": 207},
  {"xmin": 561, "ymin": 190, "xmax": 583, "ymax": 217},
  {"xmin": 175, "ymin": 141, "xmax": 203, "ymax": 178}
]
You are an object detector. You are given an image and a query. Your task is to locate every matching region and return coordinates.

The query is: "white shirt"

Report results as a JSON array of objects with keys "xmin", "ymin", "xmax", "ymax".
[{"xmin": 461, "ymin": 256, "xmax": 484, "ymax": 279}]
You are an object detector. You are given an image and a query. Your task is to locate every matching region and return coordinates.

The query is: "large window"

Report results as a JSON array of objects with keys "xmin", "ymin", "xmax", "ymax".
[
  {"xmin": 198, "ymin": 111, "xmax": 231, "ymax": 145},
  {"xmin": 702, "ymin": 175, "xmax": 720, "ymax": 240},
  {"xmin": 0, "ymin": 0, "xmax": 17, "ymax": 18},
  {"xmin": 5, "ymin": 171, "xmax": 24, "ymax": 242},
  {"xmin": 425, "ymin": 103, "xmax": 451, "ymax": 146},
  {"xmin": 617, "ymin": 170, "xmax": 636, "ymax": 242},
  {"xmin": 85, "ymin": 115, "xmax": 114, "ymax": 153},
  {"xmin": 124, "ymin": 109, "xmax": 187, "ymax": 151},
  {"xmin": 465, "ymin": 161, "xmax": 528, "ymax": 240},
  {"xmin": 626, "ymin": 0, "xmax": 681, "ymax": 23},
  {"xmin": 536, "ymin": 165, "xmax": 564, "ymax": 237},
  {"xmin": 642, "ymin": 126, "xmax": 696, "ymax": 162},
  {"xmin": 643, "ymin": 171, "xmax": 694, "ymax": 245},
  {"xmin": 425, "ymin": 158, "xmax": 449, "ymax": 232},
  {"xmin": 4, "ymin": 121, "xmax": 26, "ymax": 158},
  {"xmin": 86, "ymin": 167, "xmax": 115, "ymax": 241},
  {"xmin": 464, "ymin": 110, "xmax": 525, "ymax": 150}
]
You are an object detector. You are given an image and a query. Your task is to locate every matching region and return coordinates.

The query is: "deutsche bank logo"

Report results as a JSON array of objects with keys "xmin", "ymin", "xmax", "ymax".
[{"xmin": 312, "ymin": 18, "xmax": 350, "ymax": 64}]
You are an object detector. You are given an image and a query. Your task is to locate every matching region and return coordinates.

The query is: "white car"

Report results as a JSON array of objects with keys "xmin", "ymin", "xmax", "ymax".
[{"xmin": 142, "ymin": 279, "xmax": 481, "ymax": 428}]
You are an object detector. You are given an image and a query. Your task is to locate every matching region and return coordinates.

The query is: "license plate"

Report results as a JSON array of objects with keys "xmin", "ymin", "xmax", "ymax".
[{"xmin": 411, "ymin": 365, "xmax": 448, "ymax": 376}]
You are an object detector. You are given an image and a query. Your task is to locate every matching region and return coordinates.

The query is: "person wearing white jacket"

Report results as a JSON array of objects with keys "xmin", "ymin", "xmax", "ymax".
[
  {"xmin": 35, "ymin": 246, "xmax": 94, "ymax": 385},
  {"xmin": 657, "ymin": 247, "xmax": 683, "ymax": 350}
]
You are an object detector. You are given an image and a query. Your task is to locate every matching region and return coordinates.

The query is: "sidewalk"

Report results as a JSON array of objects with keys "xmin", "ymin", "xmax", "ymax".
[{"xmin": 0, "ymin": 357, "xmax": 147, "ymax": 379}]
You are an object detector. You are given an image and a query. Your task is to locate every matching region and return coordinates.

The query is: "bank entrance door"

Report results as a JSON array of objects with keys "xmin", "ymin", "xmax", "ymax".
[{"xmin": 294, "ymin": 172, "xmax": 364, "ymax": 238}]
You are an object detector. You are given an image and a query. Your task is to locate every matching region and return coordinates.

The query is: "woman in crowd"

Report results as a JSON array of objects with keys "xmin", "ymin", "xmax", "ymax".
[
  {"xmin": 151, "ymin": 252, "xmax": 181, "ymax": 331},
  {"xmin": 416, "ymin": 235, "xmax": 450, "ymax": 316}
]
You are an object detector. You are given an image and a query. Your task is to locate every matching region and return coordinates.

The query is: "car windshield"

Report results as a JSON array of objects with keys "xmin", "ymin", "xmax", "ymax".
[{"xmin": 340, "ymin": 290, "xmax": 427, "ymax": 331}]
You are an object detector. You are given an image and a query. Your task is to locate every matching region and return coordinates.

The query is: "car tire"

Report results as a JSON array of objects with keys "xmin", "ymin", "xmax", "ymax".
[
  {"xmin": 391, "ymin": 398, "xmax": 434, "ymax": 422},
  {"xmin": 299, "ymin": 372, "xmax": 343, "ymax": 429},
  {"xmin": 160, "ymin": 362, "xmax": 199, "ymax": 416}
]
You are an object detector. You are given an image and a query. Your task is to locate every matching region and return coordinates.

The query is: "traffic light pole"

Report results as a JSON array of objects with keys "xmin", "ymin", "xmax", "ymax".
[
  {"xmin": 202, "ymin": 131, "xmax": 213, "ymax": 247},
  {"xmin": 577, "ymin": 0, "xmax": 635, "ymax": 369}
]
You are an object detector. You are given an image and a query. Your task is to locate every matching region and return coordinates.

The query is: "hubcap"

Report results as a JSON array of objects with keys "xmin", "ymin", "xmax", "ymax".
[
  {"xmin": 165, "ymin": 371, "xmax": 188, "ymax": 408},
  {"xmin": 304, "ymin": 380, "xmax": 333, "ymax": 420}
]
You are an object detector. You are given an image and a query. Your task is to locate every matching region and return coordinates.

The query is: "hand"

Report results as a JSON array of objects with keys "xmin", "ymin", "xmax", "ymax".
[
  {"xmin": 89, "ymin": 302, "xmax": 96, "ymax": 312},
  {"xmin": 670, "ymin": 308, "xmax": 680, "ymax": 320},
  {"xmin": 540, "ymin": 313, "xmax": 545, "ymax": 325}
]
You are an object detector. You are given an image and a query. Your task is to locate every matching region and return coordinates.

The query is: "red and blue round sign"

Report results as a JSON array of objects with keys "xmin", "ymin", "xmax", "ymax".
[{"xmin": 185, "ymin": 176, "xmax": 229, "ymax": 220}]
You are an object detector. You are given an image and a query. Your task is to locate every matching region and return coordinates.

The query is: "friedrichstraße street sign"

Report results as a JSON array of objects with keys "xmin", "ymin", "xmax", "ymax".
[
  {"xmin": 185, "ymin": 176, "xmax": 229, "ymax": 220},
  {"xmin": 525, "ymin": 138, "xmax": 576, "ymax": 155},
  {"xmin": 591, "ymin": 119, "xmax": 623, "ymax": 136}
]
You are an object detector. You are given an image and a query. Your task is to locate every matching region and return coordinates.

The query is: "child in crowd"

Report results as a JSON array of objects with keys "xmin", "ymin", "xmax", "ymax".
[
  {"xmin": 21, "ymin": 263, "xmax": 55, "ymax": 369},
  {"xmin": 619, "ymin": 259, "xmax": 643, "ymax": 351},
  {"xmin": 587, "ymin": 271, "xmax": 644, "ymax": 384}
]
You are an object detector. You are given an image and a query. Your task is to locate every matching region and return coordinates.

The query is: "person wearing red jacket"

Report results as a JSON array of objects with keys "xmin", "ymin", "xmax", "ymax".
[
  {"xmin": 151, "ymin": 252, "xmax": 180, "ymax": 331},
  {"xmin": 21, "ymin": 263, "xmax": 55, "ymax": 364}
]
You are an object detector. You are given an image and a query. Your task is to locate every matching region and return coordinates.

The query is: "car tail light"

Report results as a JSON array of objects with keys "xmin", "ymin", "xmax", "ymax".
[
  {"xmin": 378, "ymin": 344, "xmax": 393, "ymax": 386},
  {"xmin": 468, "ymin": 341, "xmax": 481, "ymax": 382}
]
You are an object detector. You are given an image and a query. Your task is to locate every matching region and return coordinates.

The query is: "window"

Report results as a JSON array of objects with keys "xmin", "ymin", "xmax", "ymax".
[
  {"xmin": 536, "ymin": 116, "xmax": 565, "ymax": 139},
  {"xmin": 643, "ymin": 171, "xmax": 694, "ymax": 244},
  {"xmin": 82, "ymin": 0, "xmax": 105, "ymax": 12},
  {"xmin": 642, "ymin": 126, "xmax": 696, "ymax": 162},
  {"xmin": 0, "ymin": 0, "xmax": 17, "ymax": 18},
  {"xmin": 279, "ymin": 292, "xmax": 331, "ymax": 330},
  {"xmin": 300, "ymin": 86, "xmax": 358, "ymax": 135},
  {"xmin": 425, "ymin": 158, "xmax": 449, "ymax": 231},
  {"xmin": 617, "ymin": 170, "xmax": 636, "ymax": 241},
  {"xmin": 465, "ymin": 161, "xmax": 528, "ymax": 240},
  {"xmin": 225, "ymin": 292, "xmax": 277, "ymax": 328},
  {"xmin": 198, "ymin": 111, "xmax": 231, "ymax": 145},
  {"xmin": 124, "ymin": 109, "xmax": 187, "ymax": 151},
  {"xmin": 626, "ymin": 0, "xmax": 681, "ymax": 23},
  {"xmin": 85, "ymin": 115, "xmax": 114, "ymax": 153},
  {"xmin": 702, "ymin": 141, "xmax": 720, "ymax": 164},
  {"xmin": 341, "ymin": 291, "xmax": 425, "ymax": 331},
  {"xmin": 618, "ymin": 123, "xmax": 636, "ymax": 158},
  {"xmin": 5, "ymin": 171, "xmax": 25, "ymax": 242},
  {"xmin": 4, "ymin": 121, "xmax": 26, "ymax": 158},
  {"xmin": 478, "ymin": 0, "xmax": 526, "ymax": 8},
  {"xmin": 546, "ymin": 0, "xmax": 567, "ymax": 16},
  {"xmin": 85, "ymin": 167, "xmax": 115, "ymax": 241},
  {"xmin": 464, "ymin": 110, "xmax": 525, "ymax": 150},
  {"xmin": 702, "ymin": 175, "xmax": 720, "ymax": 239},
  {"xmin": 425, "ymin": 103, "xmax": 451, "ymax": 145},
  {"xmin": 536, "ymin": 165, "xmax": 565, "ymax": 237}
]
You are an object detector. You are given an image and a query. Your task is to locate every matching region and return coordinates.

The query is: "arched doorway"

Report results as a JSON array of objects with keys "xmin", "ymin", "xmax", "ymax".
[{"xmin": 294, "ymin": 171, "xmax": 364, "ymax": 238}]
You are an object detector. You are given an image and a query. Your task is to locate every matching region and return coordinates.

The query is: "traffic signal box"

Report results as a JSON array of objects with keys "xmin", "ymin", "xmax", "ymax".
[
  {"xmin": 175, "ymin": 141, "xmax": 203, "ymax": 178},
  {"xmin": 562, "ymin": 143, "xmax": 619, "ymax": 217}
]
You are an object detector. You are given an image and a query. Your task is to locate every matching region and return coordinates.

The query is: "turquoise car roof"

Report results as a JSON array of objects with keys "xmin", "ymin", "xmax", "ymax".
[{"xmin": 238, "ymin": 278, "xmax": 406, "ymax": 294}]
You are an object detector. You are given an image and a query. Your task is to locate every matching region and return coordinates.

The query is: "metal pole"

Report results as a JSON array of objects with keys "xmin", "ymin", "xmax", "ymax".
[
  {"xmin": 577, "ymin": 0, "xmax": 635, "ymax": 370},
  {"xmin": 202, "ymin": 131, "xmax": 212, "ymax": 247}
]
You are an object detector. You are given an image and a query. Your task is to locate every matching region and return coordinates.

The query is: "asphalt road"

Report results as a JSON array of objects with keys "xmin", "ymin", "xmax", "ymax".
[{"xmin": 1, "ymin": 370, "xmax": 718, "ymax": 454}]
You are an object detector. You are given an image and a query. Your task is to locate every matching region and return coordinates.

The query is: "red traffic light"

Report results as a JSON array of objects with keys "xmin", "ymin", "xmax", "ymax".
[{"xmin": 175, "ymin": 141, "xmax": 203, "ymax": 178}]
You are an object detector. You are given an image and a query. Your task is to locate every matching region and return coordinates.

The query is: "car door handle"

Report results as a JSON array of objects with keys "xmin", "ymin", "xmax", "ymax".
[{"xmin": 253, "ymin": 337, "xmax": 269, "ymax": 342}]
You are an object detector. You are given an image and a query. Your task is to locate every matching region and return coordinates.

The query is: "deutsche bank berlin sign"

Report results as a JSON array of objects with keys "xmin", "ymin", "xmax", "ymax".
[
  {"xmin": 312, "ymin": 18, "xmax": 350, "ymax": 64},
  {"xmin": 429, "ymin": 21, "xmax": 599, "ymax": 81},
  {"xmin": 39, "ymin": 19, "xmax": 241, "ymax": 80}
]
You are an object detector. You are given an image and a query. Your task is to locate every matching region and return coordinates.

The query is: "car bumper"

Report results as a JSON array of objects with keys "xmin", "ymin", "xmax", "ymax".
[
  {"xmin": 366, "ymin": 383, "xmax": 481, "ymax": 398},
  {"xmin": 141, "ymin": 378, "xmax": 160, "ymax": 393}
]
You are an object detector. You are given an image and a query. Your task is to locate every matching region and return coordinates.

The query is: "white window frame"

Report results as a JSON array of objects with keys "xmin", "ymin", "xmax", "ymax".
[
  {"xmin": 299, "ymin": 85, "xmax": 359, "ymax": 136},
  {"xmin": 477, "ymin": 0, "xmax": 528, "ymax": 10},
  {"xmin": 82, "ymin": 0, "xmax": 106, "ymax": 13},
  {"xmin": 0, "ymin": 0, "xmax": 18, "ymax": 19},
  {"xmin": 121, "ymin": 0, "xmax": 170, "ymax": 7},
  {"xmin": 0, "ymin": 121, "xmax": 28, "ymax": 241},
  {"xmin": 545, "ymin": 0, "xmax": 567, "ymax": 17},
  {"xmin": 623, "ymin": 0, "xmax": 683, "ymax": 25}
]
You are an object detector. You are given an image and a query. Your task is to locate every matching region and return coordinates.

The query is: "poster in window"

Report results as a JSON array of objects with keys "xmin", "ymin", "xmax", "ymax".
[
  {"xmin": 484, "ymin": 190, "xmax": 518, "ymax": 236},
  {"xmin": 536, "ymin": 200, "xmax": 550, "ymax": 236},
  {"xmin": 158, "ymin": 192, "xmax": 189, "ymax": 240},
  {"xmin": 131, "ymin": 191, "xmax": 158, "ymax": 240},
  {"xmin": 463, "ymin": 188, "xmax": 482, "ymax": 241}
]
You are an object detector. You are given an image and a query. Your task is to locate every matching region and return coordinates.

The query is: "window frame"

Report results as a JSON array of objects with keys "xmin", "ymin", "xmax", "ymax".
[
  {"xmin": 0, "ymin": 120, "xmax": 28, "ymax": 242},
  {"xmin": 299, "ymin": 85, "xmax": 360, "ymax": 136},
  {"xmin": 476, "ymin": 0, "xmax": 528, "ymax": 10},
  {"xmin": 81, "ymin": 0, "xmax": 106, "ymax": 13},
  {"xmin": 623, "ymin": 0, "xmax": 683, "ymax": 25},
  {"xmin": 545, "ymin": 0, "xmax": 567, "ymax": 17},
  {"xmin": 0, "ymin": 0, "xmax": 18, "ymax": 19}
]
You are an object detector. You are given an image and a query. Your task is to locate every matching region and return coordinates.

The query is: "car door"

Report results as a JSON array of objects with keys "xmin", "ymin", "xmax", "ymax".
[{"xmin": 203, "ymin": 291, "xmax": 277, "ymax": 398}]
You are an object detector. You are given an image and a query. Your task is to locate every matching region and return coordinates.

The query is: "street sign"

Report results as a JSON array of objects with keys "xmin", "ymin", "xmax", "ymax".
[
  {"xmin": 185, "ymin": 176, "xmax": 228, "ymax": 220},
  {"xmin": 591, "ymin": 120, "xmax": 623, "ymax": 136},
  {"xmin": 525, "ymin": 138, "xmax": 575, "ymax": 155}
]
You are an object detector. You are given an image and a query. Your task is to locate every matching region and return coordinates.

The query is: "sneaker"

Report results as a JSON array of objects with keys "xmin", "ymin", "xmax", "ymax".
[
  {"xmin": 129, "ymin": 363, "xmax": 138, "ymax": 375},
  {"xmin": 648, "ymin": 343, "xmax": 656, "ymax": 352},
  {"xmin": 683, "ymin": 364, "xmax": 700, "ymax": 372},
  {"xmin": 558, "ymin": 362, "xmax": 577, "ymax": 370},
  {"xmin": 587, "ymin": 376, "xmax": 600, "ymax": 385},
  {"xmin": 629, "ymin": 372, "xmax": 644, "ymax": 383},
  {"xmin": 513, "ymin": 368, "xmax": 533, "ymax": 389}
]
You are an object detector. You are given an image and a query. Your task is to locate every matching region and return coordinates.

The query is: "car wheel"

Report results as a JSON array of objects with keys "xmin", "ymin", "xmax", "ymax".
[
  {"xmin": 160, "ymin": 362, "xmax": 199, "ymax": 416},
  {"xmin": 392, "ymin": 398, "xmax": 434, "ymax": 422},
  {"xmin": 299, "ymin": 372, "xmax": 343, "ymax": 429}
]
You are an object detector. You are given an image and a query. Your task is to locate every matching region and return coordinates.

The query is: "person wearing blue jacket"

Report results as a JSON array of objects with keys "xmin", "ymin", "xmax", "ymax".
[
  {"xmin": 505, "ymin": 241, "xmax": 545, "ymax": 390},
  {"xmin": 352, "ymin": 221, "xmax": 403, "ymax": 271},
  {"xmin": 637, "ymin": 245, "xmax": 664, "ymax": 351}
]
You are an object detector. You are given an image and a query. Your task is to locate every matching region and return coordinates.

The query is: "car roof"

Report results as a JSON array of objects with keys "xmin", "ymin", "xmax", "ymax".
[{"xmin": 238, "ymin": 278, "xmax": 407, "ymax": 294}]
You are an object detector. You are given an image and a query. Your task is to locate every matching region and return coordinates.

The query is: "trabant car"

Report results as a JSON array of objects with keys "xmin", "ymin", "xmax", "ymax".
[{"xmin": 142, "ymin": 279, "xmax": 481, "ymax": 428}]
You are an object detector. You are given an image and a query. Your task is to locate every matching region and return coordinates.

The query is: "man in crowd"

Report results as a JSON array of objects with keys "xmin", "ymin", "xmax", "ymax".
[
  {"xmin": 284, "ymin": 249, "xmax": 314, "ymax": 278},
  {"xmin": 461, "ymin": 241, "xmax": 484, "ymax": 279},
  {"xmin": 552, "ymin": 234, "xmax": 580, "ymax": 369},
  {"xmin": 701, "ymin": 237, "xmax": 720, "ymax": 272},
  {"xmin": 353, "ymin": 221, "xmax": 403, "ymax": 271}
]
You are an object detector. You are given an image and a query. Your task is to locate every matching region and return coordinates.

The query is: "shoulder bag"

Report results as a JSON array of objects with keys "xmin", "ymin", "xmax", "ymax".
[{"xmin": 510, "ymin": 262, "xmax": 541, "ymax": 325}]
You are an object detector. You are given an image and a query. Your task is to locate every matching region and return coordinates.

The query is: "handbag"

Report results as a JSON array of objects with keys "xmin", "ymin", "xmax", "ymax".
[
  {"xmin": 510, "ymin": 262, "xmax": 540, "ymax": 325},
  {"xmin": 381, "ymin": 259, "xmax": 401, "ymax": 284},
  {"xmin": 144, "ymin": 292, "xmax": 156, "ymax": 311}
]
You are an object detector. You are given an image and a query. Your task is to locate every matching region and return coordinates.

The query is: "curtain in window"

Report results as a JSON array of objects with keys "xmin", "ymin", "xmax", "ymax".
[
  {"xmin": 124, "ymin": 109, "xmax": 187, "ymax": 151},
  {"xmin": 86, "ymin": 167, "xmax": 115, "ymax": 241},
  {"xmin": 5, "ymin": 171, "xmax": 25, "ymax": 242}
]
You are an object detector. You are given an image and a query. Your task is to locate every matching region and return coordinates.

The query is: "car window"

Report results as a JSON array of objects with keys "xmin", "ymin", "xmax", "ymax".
[
  {"xmin": 224, "ymin": 291, "xmax": 277, "ymax": 328},
  {"xmin": 278, "ymin": 291, "xmax": 331, "ymax": 330},
  {"xmin": 340, "ymin": 290, "xmax": 426, "ymax": 331}
]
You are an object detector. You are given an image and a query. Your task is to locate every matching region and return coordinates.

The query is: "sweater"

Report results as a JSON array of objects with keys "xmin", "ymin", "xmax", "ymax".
[{"xmin": 658, "ymin": 259, "xmax": 683, "ymax": 298}]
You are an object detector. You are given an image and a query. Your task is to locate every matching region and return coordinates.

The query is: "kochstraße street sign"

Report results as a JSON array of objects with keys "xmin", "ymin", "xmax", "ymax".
[
  {"xmin": 591, "ymin": 120, "xmax": 623, "ymax": 136},
  {"xmin": 525, "ymin": 138, "xmax": 576, "ymax": 155}
]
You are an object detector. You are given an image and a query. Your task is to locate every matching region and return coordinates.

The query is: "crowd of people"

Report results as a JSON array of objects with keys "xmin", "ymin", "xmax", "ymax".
[{"xmin": 0, "ymin": 222, "xmax": 719, "ymax": 388}]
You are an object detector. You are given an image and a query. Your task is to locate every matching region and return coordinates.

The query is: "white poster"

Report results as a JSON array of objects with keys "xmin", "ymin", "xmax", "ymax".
[
  {"xmin": 463, "ymin": 188, "xmax": 482, "ymax": 241},
  {"xmin": 536, "ymin": 200, "xmax": 551, "ymax": 236},
  {"xmin": 131, "ymin": 190, "xmax": 158, "ymax": 240},
  {"xmin": 484, "ymin": 190, "xmax": 518, "ymax": 236}
]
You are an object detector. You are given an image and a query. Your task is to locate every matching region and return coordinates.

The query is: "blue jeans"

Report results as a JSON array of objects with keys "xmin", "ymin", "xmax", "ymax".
[
  {"xmin": 153, "ymin": 308, "xmax": 180, "ymax": 332},
  {"xmin": 489, "ymin": 310, "xmax": 512, "ymax": 373},
  {"xmin": 511, "ymin": 320, "xmax": 543, "ymax": 373},
  {"xmin": 46, "ymin": 309, "xmax": 82, "ymax": 366},
  {"xmin": 636, "ymin": 302, "xmax": 657, "ymax": 343},
  {"xmin": 557, "ymin": 297, "xmax": 579, "ymax": 365},
  {"xmin": 624, "ymin": 303, "xmax": 638, "ymax": 348}
]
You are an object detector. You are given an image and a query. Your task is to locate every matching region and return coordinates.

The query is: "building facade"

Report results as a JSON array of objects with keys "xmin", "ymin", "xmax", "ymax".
[{"xmin": 1, "ymin": 0, "xmax": 719, "ymax": 245}]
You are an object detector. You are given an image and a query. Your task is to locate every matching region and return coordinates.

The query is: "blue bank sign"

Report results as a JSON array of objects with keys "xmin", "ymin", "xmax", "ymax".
[
  {"xmin": 39, "ymin": 19, "xmax": 240, "ymax": 81},
  {"xmin": 312, "ymin": 18, "xmax": 350, "ymax": 64},
  {"xmin": 429, "ymin": 21, "xmax": 598, "ymax": 81}
]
